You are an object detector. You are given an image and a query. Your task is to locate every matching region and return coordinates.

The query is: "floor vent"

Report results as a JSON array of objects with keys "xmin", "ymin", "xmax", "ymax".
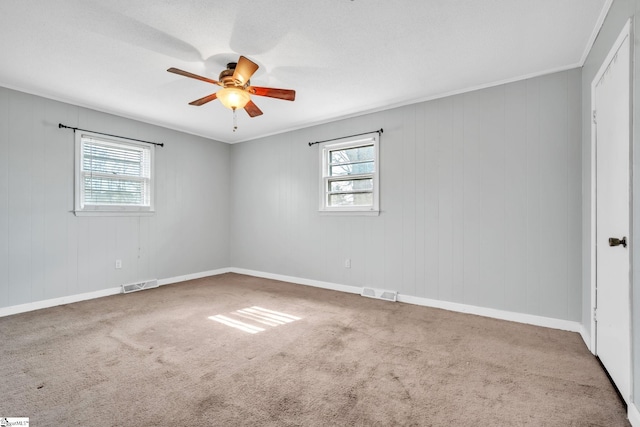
[
  {"xmin": 122, "ymin": 279, "xmax": 158, "ymax": 294},
  {"xmin": 361, "ymin": 287, "xmax": 397, "ymax": 302}
]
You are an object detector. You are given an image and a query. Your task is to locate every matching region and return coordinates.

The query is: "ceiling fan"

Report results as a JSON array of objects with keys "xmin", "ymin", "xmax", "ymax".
[{"xmin": 167, "ymin": 56, "xmax": 296, "ymax": 129}]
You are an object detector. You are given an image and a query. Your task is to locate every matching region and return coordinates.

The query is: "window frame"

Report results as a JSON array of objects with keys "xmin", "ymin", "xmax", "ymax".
[
  {"xmin": 74, "ymin": 131, "xmax": 155, "ymax": 217},
  {"xmin": 319, "ymin": 132, "xmax": 380, "ymax": 215}
]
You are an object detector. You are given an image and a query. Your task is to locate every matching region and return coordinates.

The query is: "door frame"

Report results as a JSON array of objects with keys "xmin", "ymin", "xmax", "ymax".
[{"xmin": 589, "ymin": 17, "xmax": 633, "ymax": 390}]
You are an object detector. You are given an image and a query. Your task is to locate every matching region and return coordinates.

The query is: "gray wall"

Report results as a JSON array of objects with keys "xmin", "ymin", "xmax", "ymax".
[
  {"xmin": 580, "ymin": 0, "xmax": 640, "ymax": 410},
  {"xmin": 230, "ymin": 69, "xmax": 582, "ymax": 321},
  {"xmin": 0, "ymin": 87, "xmax": 230, "ymax": 308}
]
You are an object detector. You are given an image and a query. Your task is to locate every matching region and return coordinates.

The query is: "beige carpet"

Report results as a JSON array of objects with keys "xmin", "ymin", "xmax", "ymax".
[{"xmin": 0, "ymin": 273, "xmax": 629, "ymax": 426}]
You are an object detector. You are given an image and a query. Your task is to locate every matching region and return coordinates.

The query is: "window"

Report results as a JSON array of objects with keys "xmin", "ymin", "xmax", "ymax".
[
  {"xmin": 319, "ymin": 132, "xmax": 379, "ymax": 215},
  {"xmin": 74, "ymin": 131, "xmax": 154, "ymax": 216}
]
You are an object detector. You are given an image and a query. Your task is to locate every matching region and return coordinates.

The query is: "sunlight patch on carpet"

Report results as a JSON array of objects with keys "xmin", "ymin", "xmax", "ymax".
[
  {"xmin": 208, "ymin": 315, "xmax": 265, "ymax": 334},
  {"xmin": 208, "ymin": 306, "xmax": 301, "ymax": 334}
]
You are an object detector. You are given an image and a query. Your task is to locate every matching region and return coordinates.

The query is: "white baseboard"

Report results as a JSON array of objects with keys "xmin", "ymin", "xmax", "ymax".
[
  {"xmin": 0, "ymin": 286, "xmax": 122, "ymax": 318},
  {"xmin": 157, "ymin": 268, "xmax": 231, "ymax": 286},
  {"xmin": 230, "ymin": 268, "xmax": 363, "ymax": 295},
  {"xmin": 0, "ymin": 268, "xmax": 231, "ymax": 318},
  {"xmin": 397, "ymin": 293, "xmax": 581, "ymax": 332},
  {"xmin": 629, "ymin": 402, "xmax": 640, "ymax": 427},
  {"xmin": 229, "ymin": 268, "xmax": 581, "ymax": 333}
]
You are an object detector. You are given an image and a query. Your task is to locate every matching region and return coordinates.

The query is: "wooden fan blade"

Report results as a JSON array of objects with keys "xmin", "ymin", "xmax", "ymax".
[
  {"xmin": 244, "ymin": 100, "xmax": 263, "ymax": 117},
  {"xmin": 233, "ymin": 56, "xmax": 259, "ymax": 85},
  {"xmin": 189, "ymin": 93, "xmax": 218, "ymax": 106},
  {"xmin": 249, "ymin": 86, "xmax": 296, "ymax": 101},
  {"xmin": 167, "ymin": 67, "xmax": 220, "ymax": 86}
]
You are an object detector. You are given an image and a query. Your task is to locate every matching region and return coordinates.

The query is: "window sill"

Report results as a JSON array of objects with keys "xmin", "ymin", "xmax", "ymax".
[
  {"xmin": 319, "ymin": 210, "xmax": 380, "ymax": 217},
  {"xmin": 73, "ymin": 210, "xmax": 155, "ymax": 217}
]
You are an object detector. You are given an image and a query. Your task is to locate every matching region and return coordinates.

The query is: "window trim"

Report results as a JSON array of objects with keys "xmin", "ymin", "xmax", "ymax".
[
  {"xmin": 319, "ymin": 132, "xmax": 380, "ymax": 215},
  {"xmin": 74, "ymin": 131, "xmax": 155, "ymax": 217}
]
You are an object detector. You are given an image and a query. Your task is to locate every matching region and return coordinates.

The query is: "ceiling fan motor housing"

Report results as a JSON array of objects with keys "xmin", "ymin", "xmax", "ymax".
[{"xmin": 220, "ymin": 62, "xmax": 248, "ymax": 87}]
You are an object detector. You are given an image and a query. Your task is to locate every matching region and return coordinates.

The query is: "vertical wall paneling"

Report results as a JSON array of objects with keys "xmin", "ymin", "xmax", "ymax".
[
  {"xmin": 230, "ymin": 69, "xmax": 582, "ymax": 322},
  {"xmin": 137, "ymin": 217, "xmax": 151, "ymax": 282},
  {"xmin": 0, "ymin": 88, "xmax": 8, "ymax": 307},
  {"xmin": 403, "ymin": 104, "xmax": 417, "ymax": 296},
  {"xmin": 504, "ymin": 81, "xmax": 528, "ymax": 313},
  {"xmin": 461, "ymin": 92, "xmax": 481, "ymax": 305},
  {"xmin": 451, "ymin": 97, "xmax": 465, "ymax": 303},
  {"xmin": 437, "ymin": 97, "xmax": 454, "ymax": 302},
  {"xmin": 478, "ymin": 86, "xmax": 507, "ymax": 310},
  {"xmin": 30, "ymin": 98, "xmax": 45, "ymax": 303},
  {"xmin": 284, "ymin": 134, "xmax": 297, "ymax": 278},
  {"xmin": 276, "ymin": 136, "xmax": 289, "ymax": 275},
  {"xmin": 525, "ymin": 78, "xmax": 542, "ymax": 315},
  {"xmin": 351, "ymin": 217, "xmax": 367, "ymax": 287},
  {"xmin": 423, "ymin": 101, "xmax": 440, "ymax": 299},
  {"xmin": 413, "ymin": 102, "xmax": 426, "ymax": 298},
  {"xmin": 539, "ymin": 73, "xmax": 570, "ymax": 319},
  {"xmin": 566, "ymin": 68, "xmax": 582, "ymax": 321},
  {"xmin": 8, "ymin": 90, "xmax": 32, "ymax": 305}
]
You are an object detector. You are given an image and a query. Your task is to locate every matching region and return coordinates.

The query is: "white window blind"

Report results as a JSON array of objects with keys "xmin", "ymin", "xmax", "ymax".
[{"xmin": 75, "ymin": 132, "xmax": 154, "ymax": 215}]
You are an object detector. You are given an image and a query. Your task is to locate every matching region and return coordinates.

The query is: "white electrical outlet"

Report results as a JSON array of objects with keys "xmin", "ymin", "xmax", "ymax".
[
  {"xmin": 115, "ymin": 259, "xmax": 122, "ymax": 269},
  {"xmin": 345, "ymin": 258, "xmax": 351, "ymax": 268}
]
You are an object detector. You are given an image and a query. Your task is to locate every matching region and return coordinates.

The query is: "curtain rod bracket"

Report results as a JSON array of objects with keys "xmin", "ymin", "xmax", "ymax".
[
  {"xmin": 308, "ymin": 128, "xmax": 383, "ymax": 146},
  {"xmin": 58, "ymin": 123, "xmax": 164, "ymax": 147}
]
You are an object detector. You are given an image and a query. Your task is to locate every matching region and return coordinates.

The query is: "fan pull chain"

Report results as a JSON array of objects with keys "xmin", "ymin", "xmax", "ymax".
[{"xmin": 232, "ymin": 108, "xmax": 238, "ymax": 132}]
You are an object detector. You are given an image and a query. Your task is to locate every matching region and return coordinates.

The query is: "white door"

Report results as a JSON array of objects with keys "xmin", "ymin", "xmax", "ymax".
[{"xmin": 594, "ymin": 24, "xmax": 631, "ymax": 403}]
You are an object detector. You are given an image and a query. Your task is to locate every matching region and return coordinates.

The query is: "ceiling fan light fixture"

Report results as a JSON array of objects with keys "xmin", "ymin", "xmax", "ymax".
[{"xmin": 217, "ymin": 87, "xmax": 250, "ymax": 110}]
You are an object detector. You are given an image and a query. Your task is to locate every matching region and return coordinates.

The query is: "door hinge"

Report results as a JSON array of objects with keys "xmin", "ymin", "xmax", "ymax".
[
  {"xmin": 592, "ymin": 110, "xmax": 597, "ymax": 124},
  {"xmin": 593, "ymin": 307, "xmax": 597, "ymax": 322}
]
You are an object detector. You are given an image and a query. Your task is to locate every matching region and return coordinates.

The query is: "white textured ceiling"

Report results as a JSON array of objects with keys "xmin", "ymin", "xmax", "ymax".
[{"xmin": 0, "ymin": 0, "xmax": 610, "ymax": 143}]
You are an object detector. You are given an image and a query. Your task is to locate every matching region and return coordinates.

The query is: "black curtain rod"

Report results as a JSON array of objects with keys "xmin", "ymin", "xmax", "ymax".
[
  {"xmin": 308, "ymin": 128, "xmax": 383, "ymax": 147},
  {"xmin": 58, "ymin": 123, "xmax": 164, "ymax": 147}
]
